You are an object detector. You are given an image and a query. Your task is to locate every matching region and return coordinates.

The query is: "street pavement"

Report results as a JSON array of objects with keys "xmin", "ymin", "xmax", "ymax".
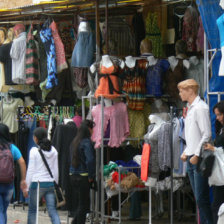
[{"xmin": 7, "ymin": 203, "xmax": 196, "ymax": 224}]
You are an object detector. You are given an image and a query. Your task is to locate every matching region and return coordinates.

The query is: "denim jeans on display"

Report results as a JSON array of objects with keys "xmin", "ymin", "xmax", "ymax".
[
  {"xmin": 70, "ymin": 175, "xmax": 90, "ymax": 224},
  {"xmin": 187, "ymin": 159, "xmax": 213, "ymax": 224},
  {"xmin": 71, "ymin": 32, "xmax": 95, "ymax": 68},
  {"xmin": 27, "ymin": 185, "xmax": 60, "ymax": 224},
  {"xmin": 0, "ymin": 183, "xmax": 13, "ymax": 224}
]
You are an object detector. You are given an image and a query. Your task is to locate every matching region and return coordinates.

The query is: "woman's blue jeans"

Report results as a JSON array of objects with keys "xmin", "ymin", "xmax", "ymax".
[
  {"xmin": 27, "ymin": 185, "xmax": 60, "ymax": 224},
  {"xmin": 187, "ymin": 159, "xmax": 213, "ymax": 224},
  {"xmin": 0, "ymin": 183, "xmax": 13, "ymax": 224}
]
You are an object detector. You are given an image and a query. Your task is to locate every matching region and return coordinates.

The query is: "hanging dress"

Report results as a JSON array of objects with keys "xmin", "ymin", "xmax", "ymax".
[
  {"xmin": 40, "ymin": 23, "xmax": 58, "ymax": 89},
  {"xmin": 49, "ymin": 21, "xmax": 68, "ymax": 73}
]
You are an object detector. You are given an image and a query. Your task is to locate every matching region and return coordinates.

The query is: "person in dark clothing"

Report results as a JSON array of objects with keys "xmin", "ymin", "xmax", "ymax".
[
  {"xmin": 204, "ymin": 101, "xmax": 224, "ymax": 224},
  {"xmin": 69, "ymin": 120, "xmax": 96, "ymax": 224}
]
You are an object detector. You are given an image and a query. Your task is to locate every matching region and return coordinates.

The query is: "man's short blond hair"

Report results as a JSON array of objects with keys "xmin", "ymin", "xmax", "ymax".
[{"xmin": 177, "ymin": 79, "xmax": 199, "ymax": 94}]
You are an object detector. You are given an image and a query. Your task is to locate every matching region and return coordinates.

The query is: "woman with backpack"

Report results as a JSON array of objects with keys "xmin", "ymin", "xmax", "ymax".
[
  {"xmin": 0, "ymin": 123, "xmax": 27, "ymax": 224},
  {"xmin": 23, "ymin": 127, "xmax": 61, "ymax": 224}
]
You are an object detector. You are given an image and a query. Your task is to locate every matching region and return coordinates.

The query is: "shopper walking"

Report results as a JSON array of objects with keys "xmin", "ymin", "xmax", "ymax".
[
  {"xmin": 69, "ymin": 120, "xmax": 96, "ymax": 224},
  {"xmin": 24, "ymin": 127, "xmax": 60, "ymax": 224},
  {"xmin": 178, "ymin": 79, "xmax": 213, "ymax": 224},
  {"xmin": 204, "ymin": 101, "xmax": 224, "ymax": 224},
  {"xmin": 0, "ymin": 123, "xmax": 27, "ymax": 224}
]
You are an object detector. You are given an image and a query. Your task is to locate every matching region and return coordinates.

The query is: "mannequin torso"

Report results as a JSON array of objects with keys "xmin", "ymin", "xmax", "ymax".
[
  {"xmin": 147, "ymin": 56, "xmax": 158, "ymax": 66},
  {"xmin": 146, "ymin": 114, "xmax": 165, "ymax": 140},
  {"xmin": 78, "ymin": 21, "xmax": 90, "ymax": 33},
  {"xmin": 125, "ymin": 56, "xmax": 136, "ymax": 68},
  {"xmin": 101, "ymin": 55, "xmax": 113, "ymax": 68}
]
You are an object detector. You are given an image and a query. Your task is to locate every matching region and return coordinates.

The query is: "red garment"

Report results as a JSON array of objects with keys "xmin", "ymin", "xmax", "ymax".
[
  {"xmin": 141, "ymin": 143, "xmax": 151, "ymax": 181},
  {"xmin": 49, "ymin": 21, "xmax": 68, "ymax": 73},
  {"xmin": 112, "ymin": 171, "xmax": 126, "ymax": 183},
  {"xmin": 39, "ymin": 120, "xmax": 47, "ymax": 128}
]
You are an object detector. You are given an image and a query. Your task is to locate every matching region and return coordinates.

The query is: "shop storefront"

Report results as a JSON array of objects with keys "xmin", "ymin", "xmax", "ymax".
[{"xmin": 0, "ymin": 0, "xmax": 224, "ymax": 223}]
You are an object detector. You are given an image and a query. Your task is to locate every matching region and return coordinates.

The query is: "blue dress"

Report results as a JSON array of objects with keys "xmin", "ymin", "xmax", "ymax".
[{"xmin": 40, "ymin": 26, "xmax": 58, "ymax": 89}]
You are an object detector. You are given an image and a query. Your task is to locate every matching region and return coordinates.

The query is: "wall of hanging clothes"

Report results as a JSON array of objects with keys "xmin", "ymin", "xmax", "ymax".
[
  {"xmin": 12, "ymin": 105, "xmax": 77, "ymax": 205},
  {"xmin": 0, "ymin": 17, "xmax": 98, "ymax": 107}
]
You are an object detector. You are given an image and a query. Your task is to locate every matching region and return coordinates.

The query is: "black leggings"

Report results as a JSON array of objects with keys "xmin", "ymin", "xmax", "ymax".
[{"xmin": 70, "ymin": 175, "xmax": 90, "ymax": 224}]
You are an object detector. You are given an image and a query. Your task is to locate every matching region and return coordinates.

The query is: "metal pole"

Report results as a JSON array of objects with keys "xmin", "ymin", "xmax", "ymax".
[
  {"xmin": 105, "ymin": 0, "xmax": 108, "ymax": 54},
  {"xmin": 95, "ymin": 0, "xmax": 101, "ymax": 61},
  {"xmin": 100, "ymin": 96, "xmax": 104, "ymax": 223},
  {"xmin": 149, "ymin": 187, "xmax": 152, "ymax": 224},
  {"xmin": 118, "ymin": 167, "xmax": 121, "ymax": 224},
  {"xmin": 170, "ymin": 106, "xmax": 173, "ymax": 224},
  {"xmin": 36, "ymin": 181, "xmax": 40, "ymax": 224},
  {"xmin": 205, "ymin": 33, "xmax": 210, "ymax": 106}
]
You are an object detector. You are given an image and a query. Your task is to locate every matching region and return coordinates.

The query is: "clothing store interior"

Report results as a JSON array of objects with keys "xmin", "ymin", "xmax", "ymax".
[{"xmin": 0, "ymin": 0, "xmax": 221, "ymax": 223}]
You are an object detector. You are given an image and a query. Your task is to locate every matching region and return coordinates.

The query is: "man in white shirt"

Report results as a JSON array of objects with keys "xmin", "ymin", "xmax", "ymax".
[
  {"xmin": 178, "ymin": 79, "xmax": 213, "ymax": 224},
  {"xmin": 10, "ymin": 24, "xmax": 26, "ymax": 84}
]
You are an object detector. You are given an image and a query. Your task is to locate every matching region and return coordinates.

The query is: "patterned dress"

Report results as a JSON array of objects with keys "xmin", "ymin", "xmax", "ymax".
[{"xmin": 40, "ymin": 24, "xmax": 57, "ymax": 89}]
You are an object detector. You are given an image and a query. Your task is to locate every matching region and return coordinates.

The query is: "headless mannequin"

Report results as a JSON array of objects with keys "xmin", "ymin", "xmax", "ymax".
[
  {"xmin": 125, "ymin": 56, "xmax": 136, "ymax": 68},
  {"xmin": 78, "ymin": 21, "xmax": 90, "ymax": 33},
  {"xmin": 90, "ymin": 55, "xmax": 125, "ymax": 73},
  {"xmin": 148, "ymin": 114, "xmax": 165, "ymax": 135},
  {"xmin": 101, "ymin": 55, "xmax": 113, "ymax": 68},
  {"xmin": 144, "ymin": 113, "xmax": 165, "ymax": 187},
  {"xmin": 147, "ymin": 55, "xmax": 158, "ymax": 66},
  {"xmin": 145, "ymin": 114, "xmax": 166, "ymax": 143}
]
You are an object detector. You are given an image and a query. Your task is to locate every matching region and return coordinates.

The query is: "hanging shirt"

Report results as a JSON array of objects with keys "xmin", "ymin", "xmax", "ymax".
[
  {"xmin": 0, "ymin": 42, "xmax": 14, "ymax": 85},
  {"xmin": 10, "ymin": 32, "xmax": 27, "ymax": 84},
  {"xmin": 49, "ymin": 21, "xmax": 68, "ymax": 73},
  {"xmin": 26, "ymin": 24, "xmax": 39, "ymax": 85},
  {"xmin": 0, "ymin": 98, "xmax": 24, "ymax": 133}
]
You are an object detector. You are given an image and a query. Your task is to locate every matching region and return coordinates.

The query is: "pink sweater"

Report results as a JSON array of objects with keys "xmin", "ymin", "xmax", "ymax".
[{"xmin": 91, "ymin": 102, "xmax": 130, "ymax": 148}]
